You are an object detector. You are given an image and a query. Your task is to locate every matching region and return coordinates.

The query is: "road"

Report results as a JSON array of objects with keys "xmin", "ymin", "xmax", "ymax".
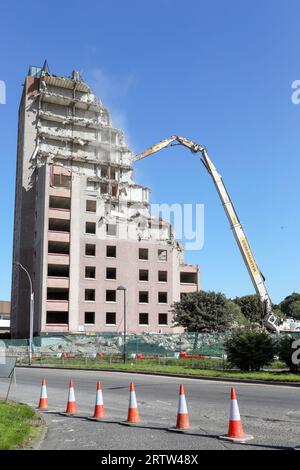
[{"xmin": 0, "ymin": 367, "xmax": 300, "ymax": 450}]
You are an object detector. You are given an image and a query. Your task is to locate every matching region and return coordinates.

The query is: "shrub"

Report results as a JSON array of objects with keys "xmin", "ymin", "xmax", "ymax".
[{"xmin": 224, "ymin": 329, "xmax": 276, "ymax": 371}]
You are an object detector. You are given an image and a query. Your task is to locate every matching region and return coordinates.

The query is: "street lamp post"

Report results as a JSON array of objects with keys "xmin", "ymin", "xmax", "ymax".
[
  {"xmin": 15, "ymin": 262, "xmax": 34, "ymax": 365},
  {"xmin": 117, "ymin": 285, "xmax": 127, "ymax": 364}
]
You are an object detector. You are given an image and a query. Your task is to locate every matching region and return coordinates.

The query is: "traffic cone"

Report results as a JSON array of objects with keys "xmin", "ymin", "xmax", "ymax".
[
  {"xmin": 65, "ymin": 379, "xmax": 77, "ymax": 415},
  {"xmin": 92, "ymin": 381, "xmax": 105, "ymax": 419},
  {"xmin": 219, "ymin": 387, "xmax": 253, "ymax": 442},
  {"xmin": 38, "ymin": 377, "xmax": 48, "ymax": 410},
  {"xmin": 175, "ymin": 384, "xmax": 190, "ymax": 430},
  {"xmin": 126, "ymin": 382, "xmax": 141, "ymax": 424}
]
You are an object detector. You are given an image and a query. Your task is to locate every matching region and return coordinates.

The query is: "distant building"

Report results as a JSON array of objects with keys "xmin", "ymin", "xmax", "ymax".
[
  {"xmin": 0, "ymin": 301, "xmax": 10, "ymax": 332},
  {"xmin": 11, "ymin": 64, "xmax": 199, "ymax": 339}
]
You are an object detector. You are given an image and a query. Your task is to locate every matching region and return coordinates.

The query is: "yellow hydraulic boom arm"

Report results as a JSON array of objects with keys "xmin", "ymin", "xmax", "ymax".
[{"xmin": 132, "ymin": 135, "xmax": 279, "ymax": 332}]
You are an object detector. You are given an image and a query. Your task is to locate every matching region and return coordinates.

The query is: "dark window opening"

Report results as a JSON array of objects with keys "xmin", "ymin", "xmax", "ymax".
[
  {"xmin": 48, "ymin": 241, "xmax": 69, "ymax": 254},
  {"xmin": 180, "ymin": 272, "xmax": 198, "ymax": 284},
  {"xmin": 158, "ymin": 271, "xmax": 168, "ymax": 282},
  {"xmin": 49, "ymin": 218, "xmax": 70, "ymax": 232},
  {"xmin": 158, "ymin": 313, "xmax": 168, "ymax": 325},
  {"xmin": 139, "ymin": 248, "xmax": 148, "ymax": 260},
  {"xmin": 49, "ymin": 196, "xmax": 71, "ymax": 210},
  {"xmin": 139, "ymin": 269, "xmax": 149, "ymax": 281},
  {"xmin": 158, "ymin": 292, "xmax": 168, "ymax": 303},
  {"xmin": 47, "ymin": 288, "xmax": 69, "ymax": 301},
  {"xmin": 84, "ymin": 312, "xmax": 95, "ymax": 324},
  {"xmin": 86, "ymin": 200, "xmax": 96, "ymax": 212},
  {"xmin": 106, "ymin": 267, "xmax": 116, "ymax": 280},
  {"xmin": 139, "ymin": 291, "xmax": 149, "ymax": 303},
  {"xmin": 85, "ymin": 222, "xmax": 96, "ymax": 234},
  {"xmin": 106, "ymin": 245, "xmax": 116, "ymax": 257},
  {"xmin": 106, "ymin": 312, "xmax": 116, "ymax": 325},
  {"xmin": 46, "ymin": 311, "xmax": 68, "ymax": 324},
  {"xmin": 48, "ymin": 264, "xmax": 69, "ymax": 277},
  {"xmin": 85, "ymin": 266, "xmax": 96, "ymax": 279},
  {"xmin": 85, "ymin": 244, "xmax": 96, "ymax": 256},
  {"xmin": 85, "ymin": 289, "xmax": 95, "ymax": 301},
  {"xmin": 106, "ymin": 290, "xmax": 116, "ymax": 302},
  {"xmin": 139, "ymin": 313, "xmax": 149, "ymax": 325}
]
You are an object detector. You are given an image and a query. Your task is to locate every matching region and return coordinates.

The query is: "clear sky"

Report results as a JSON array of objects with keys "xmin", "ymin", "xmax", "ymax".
[{"xmin": 0, "ymin": 0, "xmax": 299, "ymax": 304}]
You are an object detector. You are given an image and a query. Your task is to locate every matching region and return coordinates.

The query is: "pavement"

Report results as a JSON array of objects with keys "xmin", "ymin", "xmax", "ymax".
[{"xmin": 0, "ymin": 367, "xmax": 300, "ymax": 450}]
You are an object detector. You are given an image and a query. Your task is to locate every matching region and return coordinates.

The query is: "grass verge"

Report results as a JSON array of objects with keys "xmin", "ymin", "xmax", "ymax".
[
  {"xmin": 22, "ymin": 357, "xmax": 300, "ymax": 383},
  {"xmin": 0, "ymin": 401, "xmax": 41, "ymax": 450}
]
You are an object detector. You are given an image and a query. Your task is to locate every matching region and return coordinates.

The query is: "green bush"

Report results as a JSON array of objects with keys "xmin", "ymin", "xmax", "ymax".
[
  {"xmin": 224, "ymin": 329, "xmax": 276, "ymax": 371},
  {"xmin": 278, "ymin": 335, "xmax": 300, "ymax": 373}
]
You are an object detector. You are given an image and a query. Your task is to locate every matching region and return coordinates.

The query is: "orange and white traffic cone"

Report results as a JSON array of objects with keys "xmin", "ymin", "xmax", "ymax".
[
  {"xmin": 65, "ymin": 379, "xmax": 77, "ymax": 415},
  {"xmin": 126, "ymin": 382, "xmax": 141, "ymax": 424},
  {"xmin": 175, "ymin": 384, "xmax": 190, "ymax": 430},
  {"xmin": 38, "ymin": 377, "xmax": 48, "ymax": 410},
  {"xmin": 219, "ymin": 387, "xmax": 253, "ymax": 442},
  {"xmin": 92, "ymin": 381, "xmax": 105, "ymax": 419}
]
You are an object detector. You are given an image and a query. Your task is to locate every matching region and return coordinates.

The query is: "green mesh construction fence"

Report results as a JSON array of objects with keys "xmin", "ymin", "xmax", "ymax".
[{"xmin": 1, "ymin": 333, "xmax": 228, "ymax": 358}]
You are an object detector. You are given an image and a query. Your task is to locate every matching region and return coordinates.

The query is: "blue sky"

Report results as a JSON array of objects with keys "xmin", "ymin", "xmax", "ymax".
[{"xmin": 0, "ymin": 0, "xmax": 300, "ymax": 304}]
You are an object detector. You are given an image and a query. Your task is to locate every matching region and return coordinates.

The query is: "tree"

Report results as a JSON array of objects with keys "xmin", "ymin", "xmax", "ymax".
[
  {"xmin": 279, "ymin": 293, "xmax": 300, "ymax": 320},
  {"xmin": 172, "ymin": 291, "xmax": 232, "ymax": 333},
  {"xmin": 224, "ymin": 329, "xmax": 276, "ymax": 371},
  {"xmin": 227, "ymin": 300, "xmax": 249, "ymax": 328},
  {"xmin": 234, "ymin": 295, "xmax": 262, "ymax": 323}
]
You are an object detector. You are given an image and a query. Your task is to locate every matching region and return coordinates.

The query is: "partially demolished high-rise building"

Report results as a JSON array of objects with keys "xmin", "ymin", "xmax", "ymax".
[{"xmin": 11, "ymin": 64, "xmax": 199, "ymax": 338}]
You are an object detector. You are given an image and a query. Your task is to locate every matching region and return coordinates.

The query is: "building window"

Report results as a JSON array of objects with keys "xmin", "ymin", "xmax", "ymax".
[
  {"xmin": 158, "ymin": 271, "xmax": 168, "ymax": 282},
  {"xmin": 106, "ymin": 267, "xmax": 116, "ymax": 280},
  {"xmin": 158, "ymin": 292, "xmax": 168, "ymax": 303},
  {"xmin": 139, "ymin": 313, "xmax": 149, "ymax": 325},
  {"xmin": 106, "ymin": 224, "xmax": 117, "ymax": 236},
  {"xmin": 85, "ymin": 244, "xmax": 96, "ymax": 256},
  {"xmin": 86, "ymin": 179, "xmax": 98, "ymax": 191},
  {"xmin": 85, "ymin": 266, "xmax": 96, "ymax": 279},
  {"xmin": 53, "ymin": 174, "xmax": 71, "ymax": 189},
  {"xmin": 46, "ymin": 311, "xmax": 68, "ymax": 324},
  {"xmin": 85, "ymin": 222, "xmax": 96, "ymax": 234},
  {"xmin": 139, "ymin": 269, "xmax": 149, "ymax": 282},
  {"xmin": 106, "ymin": 312, "xmax": 116, "ymax": 325},
  {"xmin": 106, "ymin": 290, "xmax": 116, "ymax": 302},
  {"xmin": 49, "ymin": 196, "xmax": 71, "ymax": 210},
  {"xmin": 139, "ymin": 291, "xmax": 149, "ymax": 303},
  {"xmin": 158, "ymin": 313, "xmax": 168, "ymax": 325},
  {"xmin": 139, "ymin": 248, "xmax": 148, "ymax": 260},
  {"xmin": 84, "ymin": 312, "xmax": 95, "ymax": 324},
  {"xmin": 85, "ymin": 289, "xmax": 95, "ymax": 301},
  {"xmin": 158, "ymin": 249, "xmax": 167, "ymax": 261},
  {"xmin": 86, "ymin": 200, "xmax": 96, "ymax": 212},
  {"xmin": 180, "ymin": 272, "xmax": 198, "ymax": 284},
  {"xmin": 106, "ymin": 245, "xmax": 116, "ymax": 257}
]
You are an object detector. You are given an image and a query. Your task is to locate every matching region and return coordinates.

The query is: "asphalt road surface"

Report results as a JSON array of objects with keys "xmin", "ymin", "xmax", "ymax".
[{"xmin": 1, "ymin": 367, "xmax": 300, "ymax": 450}]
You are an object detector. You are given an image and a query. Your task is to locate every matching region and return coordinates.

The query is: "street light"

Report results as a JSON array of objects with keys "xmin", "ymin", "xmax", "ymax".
[
  {"xmin": 117, "ymin": 285, "xmax": 127, "ymax": 364},
  {"xmin": 15, "ymin": 262, "xmax": 34, "ymax": 365}
]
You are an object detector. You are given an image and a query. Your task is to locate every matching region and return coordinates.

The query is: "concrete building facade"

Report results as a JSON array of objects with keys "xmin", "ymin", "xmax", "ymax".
[{"xmin": 11, "ymin": 65, "xmax": 199, "ymax": 338}]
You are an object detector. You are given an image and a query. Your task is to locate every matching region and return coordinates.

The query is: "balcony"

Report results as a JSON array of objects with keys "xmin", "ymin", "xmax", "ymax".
[
  {"xmin": 48, "ymin": 218, "xmax": 70, "ymax": 233},
  {"xmin": 48, "ymin": 264, "xmax": 69, "ymax": 277}
]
